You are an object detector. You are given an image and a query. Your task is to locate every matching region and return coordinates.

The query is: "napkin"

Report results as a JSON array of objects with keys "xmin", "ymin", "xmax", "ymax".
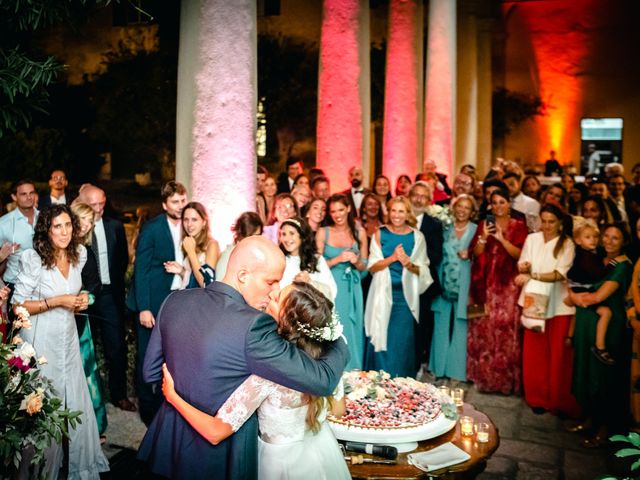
[{"xmin": 407, "ymin": 442, "xmax": 471, "ymax": 472}]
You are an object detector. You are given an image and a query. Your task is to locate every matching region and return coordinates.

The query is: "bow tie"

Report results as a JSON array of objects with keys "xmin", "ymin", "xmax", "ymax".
[{"xmin": 353, "ymin": 189, "xmax": 364, "ymax": 195}]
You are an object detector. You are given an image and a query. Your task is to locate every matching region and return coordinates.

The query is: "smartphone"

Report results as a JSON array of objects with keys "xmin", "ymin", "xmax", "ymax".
[{"xmin": 486, "ymin": 213, "xmax": 496, "ymax": 226}]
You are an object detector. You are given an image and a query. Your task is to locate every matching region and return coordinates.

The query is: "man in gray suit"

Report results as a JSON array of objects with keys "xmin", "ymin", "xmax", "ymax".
[{"xmin": 138, "ymin": 236, "xmax": 349, "ymax": 479}]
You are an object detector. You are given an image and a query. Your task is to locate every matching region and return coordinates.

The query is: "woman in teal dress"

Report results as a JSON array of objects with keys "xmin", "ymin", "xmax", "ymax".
[
  {"xmin": 316, "ymin": 194, "xmax": 368, "ymax": 371},
  {"xmin": 72, "ymin": 202, "xmax": 108, "ymax": 435},
  {"xmin": 568, "ymin": 223, "xmax": 632, "ymax": 447},
  {"xmin": 430, "ymin": 195, "xmax": 477, "ymax": 381},
  {"xmin": 364, "ymin": 197, "xmax": 431, "ymax": 378}
]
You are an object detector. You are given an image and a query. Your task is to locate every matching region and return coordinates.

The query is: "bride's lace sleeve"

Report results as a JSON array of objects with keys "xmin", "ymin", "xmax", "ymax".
[{"xmin": 217, "ymin": 375, "xmax": 278, "ymax": 432}]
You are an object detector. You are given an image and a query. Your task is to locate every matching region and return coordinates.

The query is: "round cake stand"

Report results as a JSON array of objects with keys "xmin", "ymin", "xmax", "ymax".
[{"xmin": 388, "ymin": 441, "xmax": 418, "ymax": 453}]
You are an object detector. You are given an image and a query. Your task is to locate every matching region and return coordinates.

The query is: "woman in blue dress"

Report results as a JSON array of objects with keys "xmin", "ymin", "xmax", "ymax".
[
  {"xmin": 316, "ymin": 194, "xmax": 368, "ymax": 371},
  {"xmin": 430, "ymin": 194, "xmax": 477, "ymax": 381},
  {"xmin": 365, "ymin": 196, "xmax": 432, "ymax": 378}
]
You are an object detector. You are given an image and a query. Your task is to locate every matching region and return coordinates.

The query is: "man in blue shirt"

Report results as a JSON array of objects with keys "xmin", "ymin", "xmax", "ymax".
[{"xmin": 0, "ymin": 180, "xmax": 38, "ymax": 291}]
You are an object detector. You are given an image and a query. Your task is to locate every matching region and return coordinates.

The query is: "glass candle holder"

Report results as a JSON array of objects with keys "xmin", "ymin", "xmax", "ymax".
[
  {"xmin": 475, "ymin": 422, "xmax": 490, "ymax": 443},
  {"xmin": 451, "ymin": 387, "xmax": 464, "ymax": 407},
  {"xmin": 438, "ymin": 385, "xmax": 451, "ymax": 398},
  {"xmin": 460, "ymin": 416, "xmax": 474, "ymax": 436}
]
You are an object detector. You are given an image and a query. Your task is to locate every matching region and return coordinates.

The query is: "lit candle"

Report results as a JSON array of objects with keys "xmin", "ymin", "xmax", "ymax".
[
  {"xmin": 475, "ymin": 422, "xmax": 490, "ymax": 443},
  {"xmin": 452, "ymin": 388, "xmax": 464, "ymax": 407},
  {"xmin": 438, "ymin": 385, "xmax": 450, "ymax": 398},
  {"xmin": 460, "ymin": 416, "xmax": 474, "ymax": 436}
]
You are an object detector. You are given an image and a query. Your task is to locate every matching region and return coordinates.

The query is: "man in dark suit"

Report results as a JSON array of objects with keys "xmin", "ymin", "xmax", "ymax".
[
  {"xmin": 138, "ymin": 236, "xmax": 349, "ymax": 478},
  {"xmin": 78, "ymin": 185, "xmax": 135, "ymax": 411},
  {"xmin": 126, "ymin": 181, "xmax": 188, "ymax": 424},
  {"xmin": 276, "ymin": 157, "xmax": 303, "ymax": 193},
  {"xmin": 409, "ymin": 181, "xmax": 443, "ymax": 373},
  {"xmin": 341, "ymin": 166, "xmax": 370, "ymax": 217},
  {"xmin": 39, "ymin": 169, "xmax": 71, "ymax": 208}
]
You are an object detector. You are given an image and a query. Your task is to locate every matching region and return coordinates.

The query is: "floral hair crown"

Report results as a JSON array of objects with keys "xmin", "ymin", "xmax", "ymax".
[
  {"xmin": 282, "ymin": 218, "xmax": 301, "ymax": 229},
  {"xmin": 295, "ymin": 310, "xmax": 343, "ymax": 342}
]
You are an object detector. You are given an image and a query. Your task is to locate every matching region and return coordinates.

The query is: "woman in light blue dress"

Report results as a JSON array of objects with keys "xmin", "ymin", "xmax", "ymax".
[
  {"xmin": 364, "ymin": 196, "xmax": 431, "ymax": 378},
  {"xmin": 430, "ymin": 194, "xmax": 477, "ymax": 381},
  {"xmin": 316, "ymin": 194, "xmax": 368, "ymax": 371}
]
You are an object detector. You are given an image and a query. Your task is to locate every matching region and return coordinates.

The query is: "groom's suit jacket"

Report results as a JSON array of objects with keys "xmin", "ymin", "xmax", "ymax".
[{"xmin": 137, "ymin": 281, "xmax": 349, "ymax": 479}]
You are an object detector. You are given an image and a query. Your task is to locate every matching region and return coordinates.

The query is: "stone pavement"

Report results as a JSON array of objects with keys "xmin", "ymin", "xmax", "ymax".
[{"xmin": 100, "ymin": 386, "xmax": 627, "ymax": 479}]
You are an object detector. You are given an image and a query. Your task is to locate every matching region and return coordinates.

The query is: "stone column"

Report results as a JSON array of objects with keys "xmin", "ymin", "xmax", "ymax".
[
  {"xmin": 476, "ymin": 18, "xmax": 493, "ymax": 175},
  {"xmin": 175, "ymin": 0, "xmax": 257, "ymax": 247},
  {"xmin": 382, "ymin": 0, "xmax": 424, "ymax": 186},
  {"xmin": 316, "ymin": 0, "xmax": 371, "ymax": 193},
  {"xmin": 423, "ymin": 0, "xmax": 456, "ymax": 181},
  {"xmin": 456, "ymin": 2, "xmax": 478, "ymax": 172}
]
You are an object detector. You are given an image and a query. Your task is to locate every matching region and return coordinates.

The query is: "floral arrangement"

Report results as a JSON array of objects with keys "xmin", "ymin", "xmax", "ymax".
[
  {"xmin": 425, "ymin": 204, "xmax": 453, "ymax": 226},
  {"xmin": 0, "ymin": 306, "xmax": 81, "ymax": 476}
]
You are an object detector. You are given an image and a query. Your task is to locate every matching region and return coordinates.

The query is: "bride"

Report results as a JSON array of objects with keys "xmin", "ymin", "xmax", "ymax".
[{"xmin": 162, "ymin": 281, "xmax": 350, "ymax": 479}]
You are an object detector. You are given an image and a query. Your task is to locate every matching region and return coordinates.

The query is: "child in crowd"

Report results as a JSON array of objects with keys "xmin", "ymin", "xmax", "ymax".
[{"xmin": 565, "ymin": 218, "xmax": 614, "ymax": 365}]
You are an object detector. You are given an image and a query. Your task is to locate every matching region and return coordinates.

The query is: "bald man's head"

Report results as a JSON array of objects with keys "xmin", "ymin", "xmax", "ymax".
[
  {"xmin": 78, "ymin": 184, "xmax": 107, "ymax": 220},
  {"xmin": 222, "ymin": 236, "xmax": 285, "ymax": 311}
]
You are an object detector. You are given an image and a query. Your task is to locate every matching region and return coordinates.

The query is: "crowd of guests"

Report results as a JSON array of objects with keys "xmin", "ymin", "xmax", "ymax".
[
  {"xmin": 252, "ymin": 157, "xmax": 640, "ymax": 450},
  {"xmin": 1, "ymin": 158, "xmax": 640, "ymax": 478}
]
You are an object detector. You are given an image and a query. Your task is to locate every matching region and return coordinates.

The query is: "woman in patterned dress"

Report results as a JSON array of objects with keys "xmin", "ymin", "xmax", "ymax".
[{"xmin": 467, "ymin": 189, "xmax": 528, "ymax": 394}]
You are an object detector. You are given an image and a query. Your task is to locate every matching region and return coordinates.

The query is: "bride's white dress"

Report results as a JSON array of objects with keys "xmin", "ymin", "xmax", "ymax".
[{"xmin": 217, "ymin": 375, "xmax": 350, "ymax": 480}]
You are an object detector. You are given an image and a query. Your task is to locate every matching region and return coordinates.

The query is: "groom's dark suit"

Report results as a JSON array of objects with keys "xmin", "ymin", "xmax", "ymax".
[{"xmin": 137, "ymin": 282, "xmax": 349, "ymax": 479}]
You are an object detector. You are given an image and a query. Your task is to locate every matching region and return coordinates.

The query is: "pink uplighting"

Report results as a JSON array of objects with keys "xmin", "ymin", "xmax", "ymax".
[
  {"xmin": 316, "ymin": 0, "xmax": 364, "ymax": 193},
  {"xmin": 190, "ymin": 0, "xmax": 256, "ymax": 248},
  {"xmin": 382, "ymin": 0, "xmax": 421, "ymax": 188},
  {"xmin": 423, "ymin": 0, "xmax": 455, "ymax": 181}
]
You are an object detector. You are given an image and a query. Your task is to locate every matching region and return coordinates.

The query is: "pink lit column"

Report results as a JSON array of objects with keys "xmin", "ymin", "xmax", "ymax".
[
  {"xmin": 423, "ymin": 0, "xmax": 456, "ymax": 180},
  {"xmin": 175, "ymin": 0, "xmax": 257, "ymax": 247},
  {"xmin": 317, "ymin": 0, "xmax": 371, "ymax": 193},
  {"xmin": 382, "ymin": 0, "xmax": 424, "ymax": 186}
]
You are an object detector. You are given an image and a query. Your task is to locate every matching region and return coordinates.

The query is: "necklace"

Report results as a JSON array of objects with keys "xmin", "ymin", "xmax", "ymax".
[{"xmin": 454, "ymin": 222, "xmax": 468, "ymax": 231}]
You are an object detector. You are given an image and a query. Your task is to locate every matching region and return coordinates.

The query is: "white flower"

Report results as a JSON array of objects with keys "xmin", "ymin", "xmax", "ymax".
[
  {"xmin": 11, "ymin": 334, "xmax": 23, "ymax": 345},
  {"xmin": 375, "ymin": 386, "xmax": 387, "ymax": 400},
  {"xmin": 37, "ymin": 356, "xmax": 48, "ymax": 365},
  {"xmin": 14, "ymin": 305, "xmax": 30, "ymax": 320},
  {"xmin": 15, "ymin": 342, "xmax": 36, "ymax": 363}
]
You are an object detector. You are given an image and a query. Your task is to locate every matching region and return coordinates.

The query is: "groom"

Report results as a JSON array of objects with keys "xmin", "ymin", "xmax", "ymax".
[{"xmin": 138, "ymin": 236, "xmax": 349, "ymax": 479}]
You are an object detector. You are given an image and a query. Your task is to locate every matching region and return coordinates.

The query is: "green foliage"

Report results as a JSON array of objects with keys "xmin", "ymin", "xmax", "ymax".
[
  {"xmin": 0, "ymin": 48, "xmax": 60, "ymax": 137},
  {"xmin": 492, "ymin": 87, "xmax": 545, "ymax": 144},
  {"xmin": 593, "ymin": 433, "xmax": 640, "ymax": 480},
  {"xmin": 0, "ymin": 0, "xmax": 111, "ymax": 137}
]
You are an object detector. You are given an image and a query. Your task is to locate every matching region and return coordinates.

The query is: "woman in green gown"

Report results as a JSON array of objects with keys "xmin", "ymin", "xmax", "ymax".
[
  {"xmin": 569, "ymin": 223, "xmax": 632, "ymax": 448},
  {"xmin": 72, "ymin": 202, "xmax": 108, "ymax": 435}
]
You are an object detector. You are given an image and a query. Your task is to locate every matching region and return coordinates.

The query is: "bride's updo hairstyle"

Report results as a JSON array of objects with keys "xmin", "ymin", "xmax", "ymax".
[
  {"xmin": 277, "ymin": 281, "xmax": 334, "ymax": 358},
  {"xmin": 277, "ymin": 281, "xmax": 336, "ymax": 432}
]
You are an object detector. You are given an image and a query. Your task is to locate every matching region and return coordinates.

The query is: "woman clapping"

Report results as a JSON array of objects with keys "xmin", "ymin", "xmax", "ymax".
[{"xmin": 365, "ymin": 197, "xmax": 432, "ymax": 378}]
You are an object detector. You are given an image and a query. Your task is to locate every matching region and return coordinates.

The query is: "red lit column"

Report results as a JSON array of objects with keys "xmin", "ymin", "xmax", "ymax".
[
  {"xmin": 382, "ymin": 0, "xmax": 424, "ymax": 187},
  {"xmin": 175, "ymin": 0, "xmax": 257, "ymax": 247},
  {"xmin": 423, "ymin": 0, "xmax": 456, "ymax": 180},
  {"xmin": 317, "ymin": 0, "xmax": 371, "ymax": 193}
]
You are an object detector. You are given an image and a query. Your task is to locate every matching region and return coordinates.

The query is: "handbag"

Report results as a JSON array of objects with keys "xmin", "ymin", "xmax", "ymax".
[
  {"xmin": 520, "ymin": 279, "xmax": 551, "ymax": 332},
  {"xmin": 467, "ymin": 303, "xmax": 488, "ymax": 319}
]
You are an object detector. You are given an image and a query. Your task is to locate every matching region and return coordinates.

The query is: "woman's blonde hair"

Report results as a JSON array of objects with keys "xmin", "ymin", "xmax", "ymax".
[
  {"xmin": 70, "ymin": 201, "xmax": 95, "ymax": 246},
  {"xmin": 386, "ymin": 196, "xmax": 417, "ymax": 228}
]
